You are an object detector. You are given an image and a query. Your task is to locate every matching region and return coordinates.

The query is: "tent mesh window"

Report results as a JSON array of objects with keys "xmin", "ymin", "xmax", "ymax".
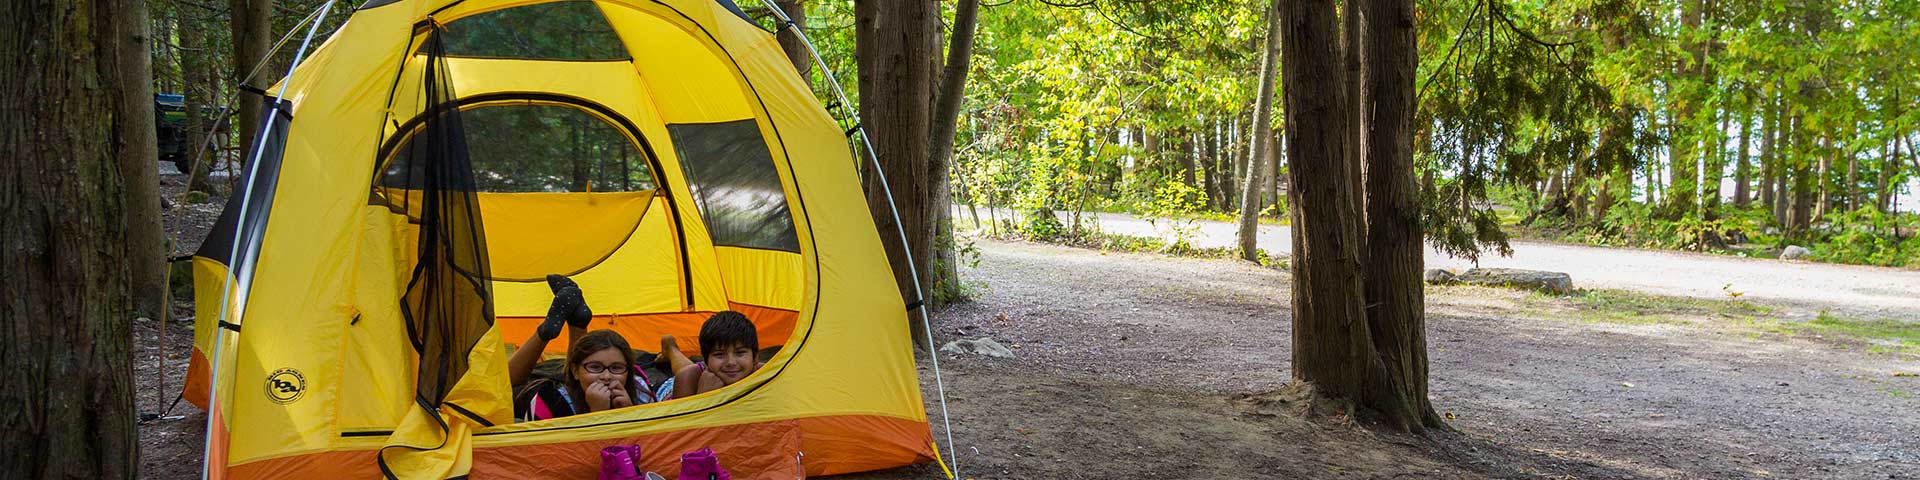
[
  {"xmin": 197, "ymin": 97, "xmax": 292, "ymax": 268},
  {"xmin": 390, "ymin": 28, "xmax": 495, "ymax": 411},
  {"xmin": 437, "ymin": 0, "xmax": 629, "ymax": 61},
  {"xmin": 668, "ymin": 120, "xmax": 800, "ymax": 252},
  {"xmin": 382, "ymin": 104, "xmax": 657, "ymax": 193}
]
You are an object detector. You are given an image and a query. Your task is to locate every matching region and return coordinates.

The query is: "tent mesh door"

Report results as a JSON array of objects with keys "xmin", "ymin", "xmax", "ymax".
[{"xmin": 390, "ymin": 27, "xmax": 494, "ymax": 411}]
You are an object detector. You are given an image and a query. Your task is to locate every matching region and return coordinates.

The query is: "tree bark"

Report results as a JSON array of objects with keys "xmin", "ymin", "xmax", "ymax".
[
  {"xmin": 1238, "ymin": 1, "xmax": 1282, "ymax": 261},
  {"xmin": 856, "ymin": 0, "xmax": 940, "ymax": 349},
  {"xmin": 1204, "ymin": 120, "xmax": 1222, "ymax": 210},
  {"xmin": 1231, "ymin": 109, "xmax": 1250, "ymax": 208},
  {"xmin": 1775, "ymin": 113, "xmax": 1794, "ymax": 227},
  {"xmin": 181, "ymin": 7, "xmax": 216, "ymax": 194},
  {"xmin": 1703, "ymin": 111, "xmax": 1725, "ymax": 220},
  {"xmin": 1878, "ymin": 143, "xmax": 1896, "ymax": 213},
  {"xmin": 1542, "ymin": 168, "xmax": 1566, "ymax": 206},
  {"xmin": 1, "ymin": 1, "xmax": 139, "ymax": 477},
  {"xmin": 775, "ymin": 1, "xmax": 811, "ymax": 78},
  {"xmin": 1789, "ymin": 117, "xmax": 1814, "ymax": 237},
  {"xmin": 1267, "ymin": 125, "xmax": 1283, "ymax": 207},
  {"xmin": 1177, "ymin": 127, "xmax": 1197, "ymax": 188},
  {"xmin": 1844, "ymin": 140, "xmax": 1858, "ymax": 213},
  {"xmin": 925, "ymin": 0, "xmax": 980, "ymax": 308},
  {"xmin": 1343, "ymin": 0, "xmax": 1367, "ymax": 228},
  {"xmin": 1280, "ymin": 0, "xmax": 1405, "ymax": 429},
  {"xmin": 1144, "ymin": 130, "xmax": 1162, "ymax": 177},
  {"xmin": 1362, "ymin": 0, "xmax": 1436, "ymax": 432},
  {"xmin": 1759, "ymin": 94, "xmax": 1777, "ymax": 213},
  {"xmin": 112, "ymin": 0, "xmax": 165, "ymax": 322},
  {"xmin": 1734, "ymin": 109, "xmax": 1751, "ymax": 208},
  {"xmin": 230, "ymin": 0, "xmax": 273, "ymax": 167},
  {"xmin": 1814, "ymin": 137, "xmax": 1832, "ymax": 219}
]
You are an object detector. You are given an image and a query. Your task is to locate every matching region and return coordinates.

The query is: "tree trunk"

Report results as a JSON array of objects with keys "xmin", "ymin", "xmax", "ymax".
[
  {"xmin": 1542, "ymin": 168, "xmax": 1566, "ymax": 206},
  {"xmin": 1788, "ymin": 117, "xmax": 1814, "ymax": 237},
  {"xmin": 856, "ymin": 0, "xmax": 940, "ymax": 348},
  {"xmin": 1591, "ymin": 113, "xmax": 1625, "ymax": 221},
  {"xmin": 1703, "ymin": 111, "xmax": 1725, "ymax": 220},
  {"xmin": 1878, "ymin": 143, "xmax": 1897, "ymax": 213},
  {"xmin": 1231, "ymin": 110, "xmax": 1250, "ymax": 208},
  {"xmin": 1775, "ymin": 113, "xmax": 1795, "ymax": 227},
  {"xmin": 1203, "ymin": 120, "xmax": 1221, "ymax": 210},
  {"xmin": 775, "ymin": 1, "xmax": 811, "ymax": 78},
  {"xmin": 1844, "ymin": 141, "xmax": 1858, "ymax": 213},
  {"xmin": 112, "ymin": 0, "xmax": 164, "ymax": 321},
  {"xmin": 1734, "ymin": 109, "xmax": 1751, "ymax": 208},
  {"xmin": 1144, "ymin": 130, "xmax": 1162, "ymax": 177},
  {"xmin": 230, "ymin": 0, "xmax": 273, "ymax": 166},
  {"xmin": 924, "ymin": 0, "xmax": 979, "ymax": 308},
  {"xmin": 1343, "ymin": 0, "xmax": 1367, "ymax": 228},
  {"xmin": 152, "ymin": 9, "xmax": 177, "ymax": 94},
  {"xmin": 1759, "ymin": 95, "xmax": 1777, "ymax": 213},
  {"xmin": 1667, "ymin": 0, "xmax": 1710, "ymax": 219},
  {"xmin": 1281, "ymin": 0, "xmax": 1408, "ymax": 429},
  {"xmin": 1814, "ymin": 137, "xmax": 1832, "ymax": 220},
  {"xmin": 1, "ymin": 1, "xmax": 139, "ymax": 477},
  {"xmin": 1361, "ymin": 0, "xmax": 1436, "ymax": 432},
  {"xmin": 1176, "ymin": 127, "xmax": 1197, "ymax": 189},
  {"xmin": 1238, "ymin": 1, "xmax": 1282, "ymax": 261},
  {"xmin": 181, "ymin": 7, "xmax": 216, "ymax": 194},
  {"xmin": 1268, "ymin": 125, "xmax": 1284, "ymax": 206}
]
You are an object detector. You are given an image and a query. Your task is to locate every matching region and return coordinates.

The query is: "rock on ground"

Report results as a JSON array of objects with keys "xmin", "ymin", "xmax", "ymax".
[
  {"xmin": 1780, "ymin": 245, "xmax": 1812, "ymax": 260},
  {"xmin": 1452, "ymin": 268, "xmax": 1573, "ymax": 295},
  {"xmin": 940, "ymin": 337, "xmax": 1015, "ymax": 358}
]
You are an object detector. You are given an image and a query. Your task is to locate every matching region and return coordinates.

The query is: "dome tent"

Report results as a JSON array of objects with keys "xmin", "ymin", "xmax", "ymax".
[{"xmin": 182, "ymin": 0, "xmax": 942, "ymax": 477}]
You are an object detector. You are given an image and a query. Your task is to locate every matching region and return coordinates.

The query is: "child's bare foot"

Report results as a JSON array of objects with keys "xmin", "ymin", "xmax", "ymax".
[
  {"xmin": 658, "ymin": 334, "xmax": 697, "ymax": 374},
  {"xmin": 658, "ymin": 334, "xmax": 678, "ymax": 365}
]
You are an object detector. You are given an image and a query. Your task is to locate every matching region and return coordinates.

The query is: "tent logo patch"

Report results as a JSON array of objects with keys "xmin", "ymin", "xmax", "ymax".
[{"xmin": 265, "ymin": 368, "xmax": 307, "ymax": 404}]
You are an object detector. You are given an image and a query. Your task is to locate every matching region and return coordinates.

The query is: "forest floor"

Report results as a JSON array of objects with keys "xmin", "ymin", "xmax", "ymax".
[{"xmin": 140, "ymin": 177, "xmax": 1917, "ymax": 478}]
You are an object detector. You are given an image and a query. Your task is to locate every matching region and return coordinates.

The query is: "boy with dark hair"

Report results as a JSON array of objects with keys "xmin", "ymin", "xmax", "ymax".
[{"xmin": 659, "ymin": 311, "xmax": 764, "ymax": 400}]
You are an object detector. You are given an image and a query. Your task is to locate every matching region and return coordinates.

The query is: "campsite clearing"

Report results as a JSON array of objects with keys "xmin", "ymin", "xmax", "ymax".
[{"xmin": 139, "ymin": 230, "xmax": 1919, "ymax": 478}]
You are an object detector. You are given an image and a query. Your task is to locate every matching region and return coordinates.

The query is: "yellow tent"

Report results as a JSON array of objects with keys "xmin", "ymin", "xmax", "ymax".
[{"xmin": 182, "ymin": 1, "xmax": 938, "ymax": 477}]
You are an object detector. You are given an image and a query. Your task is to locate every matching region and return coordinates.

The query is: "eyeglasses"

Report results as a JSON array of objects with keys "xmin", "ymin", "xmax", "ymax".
[{"xmin": 582, "ymin": 363, "xmax": 628, "ymax": 375}]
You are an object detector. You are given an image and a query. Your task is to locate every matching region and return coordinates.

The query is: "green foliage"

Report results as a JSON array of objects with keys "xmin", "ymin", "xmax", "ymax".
[
  {"xmin": 1139, "ymin": 174, "xmax": 1210, "ymax": 249},
  {"xmin": 931, "ymin": 228, "xmax": 984, "ymax": 304},
  {"xmin": 1812, "ymin": 207, "xmax": 1920, "ymax": 268},
  {"xmin": 1423, "ymin": 175, "xmax": 1512, "ymax": 262},
  {"xmin": 1021, "ymin": 208, "xmax": 1064, "ymax": 239}
]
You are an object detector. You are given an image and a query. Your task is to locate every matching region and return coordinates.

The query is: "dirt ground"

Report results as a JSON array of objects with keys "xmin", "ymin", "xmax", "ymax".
[
  {"xmin": 839, "ymin": 240, "xmax": 1917, "ymax": 479},
  {"xmin": 141, "ymin": 175, "xmax": 1917, "ymax": 478}
]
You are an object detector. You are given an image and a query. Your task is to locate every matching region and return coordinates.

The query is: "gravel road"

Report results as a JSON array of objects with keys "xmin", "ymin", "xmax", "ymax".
[{"xmin": 970, "ymin": 209, "xmax": 1920, "ymax": 320}]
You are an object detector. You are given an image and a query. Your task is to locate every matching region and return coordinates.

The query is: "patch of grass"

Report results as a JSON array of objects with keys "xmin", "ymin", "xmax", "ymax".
[
  {"xmin": 972, "ymin": 223, "xmax": 1288, "ymax": 268},
  {"xmin": 1889, "ymin": 389, "xmax": 1912, "ymax": 399},
  {"xmin": 1776, "ymin": 312, "xmax": 1920, "ymax": 354},
  {"xmin": 1480, "ymin": 285, "xmax": 1919, "ymax": 356},
  {"xmin": 1534, "ymin": 289, "xmax": 1772, "ymax": 326}
]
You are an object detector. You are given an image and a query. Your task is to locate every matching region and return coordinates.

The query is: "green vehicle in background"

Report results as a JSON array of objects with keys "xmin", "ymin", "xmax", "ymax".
[
  {"xmin": 155, "ymin": 93, "xmax": 227, "ymax": 173},
  {"xmin": 155, "ymin": 93, "xmax": 189, "ymax": 170}
]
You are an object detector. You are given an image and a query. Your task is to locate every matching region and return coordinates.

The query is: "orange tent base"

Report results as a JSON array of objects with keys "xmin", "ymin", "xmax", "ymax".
[{"xmin": 224, "ymin": 414, "xmax": 932, "ymax": 478}]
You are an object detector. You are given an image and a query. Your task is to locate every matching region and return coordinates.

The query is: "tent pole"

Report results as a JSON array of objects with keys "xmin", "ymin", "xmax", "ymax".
[
  {"xmin": 200, "ymin": 3, "xmax": 337, "ymax": 479},
  {"xmin": 182, "ymin": 4, "xmax": 336, "ymax": 189},
  {"xmin": 760, "ymin": 3, "xmax": 960, "ymax": 478}
]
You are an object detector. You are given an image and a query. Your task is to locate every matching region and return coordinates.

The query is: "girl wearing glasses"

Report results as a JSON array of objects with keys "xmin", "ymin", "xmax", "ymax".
[{"xmin": 508, "ymin": 276, "xmax": 667, "ymax": 421}]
